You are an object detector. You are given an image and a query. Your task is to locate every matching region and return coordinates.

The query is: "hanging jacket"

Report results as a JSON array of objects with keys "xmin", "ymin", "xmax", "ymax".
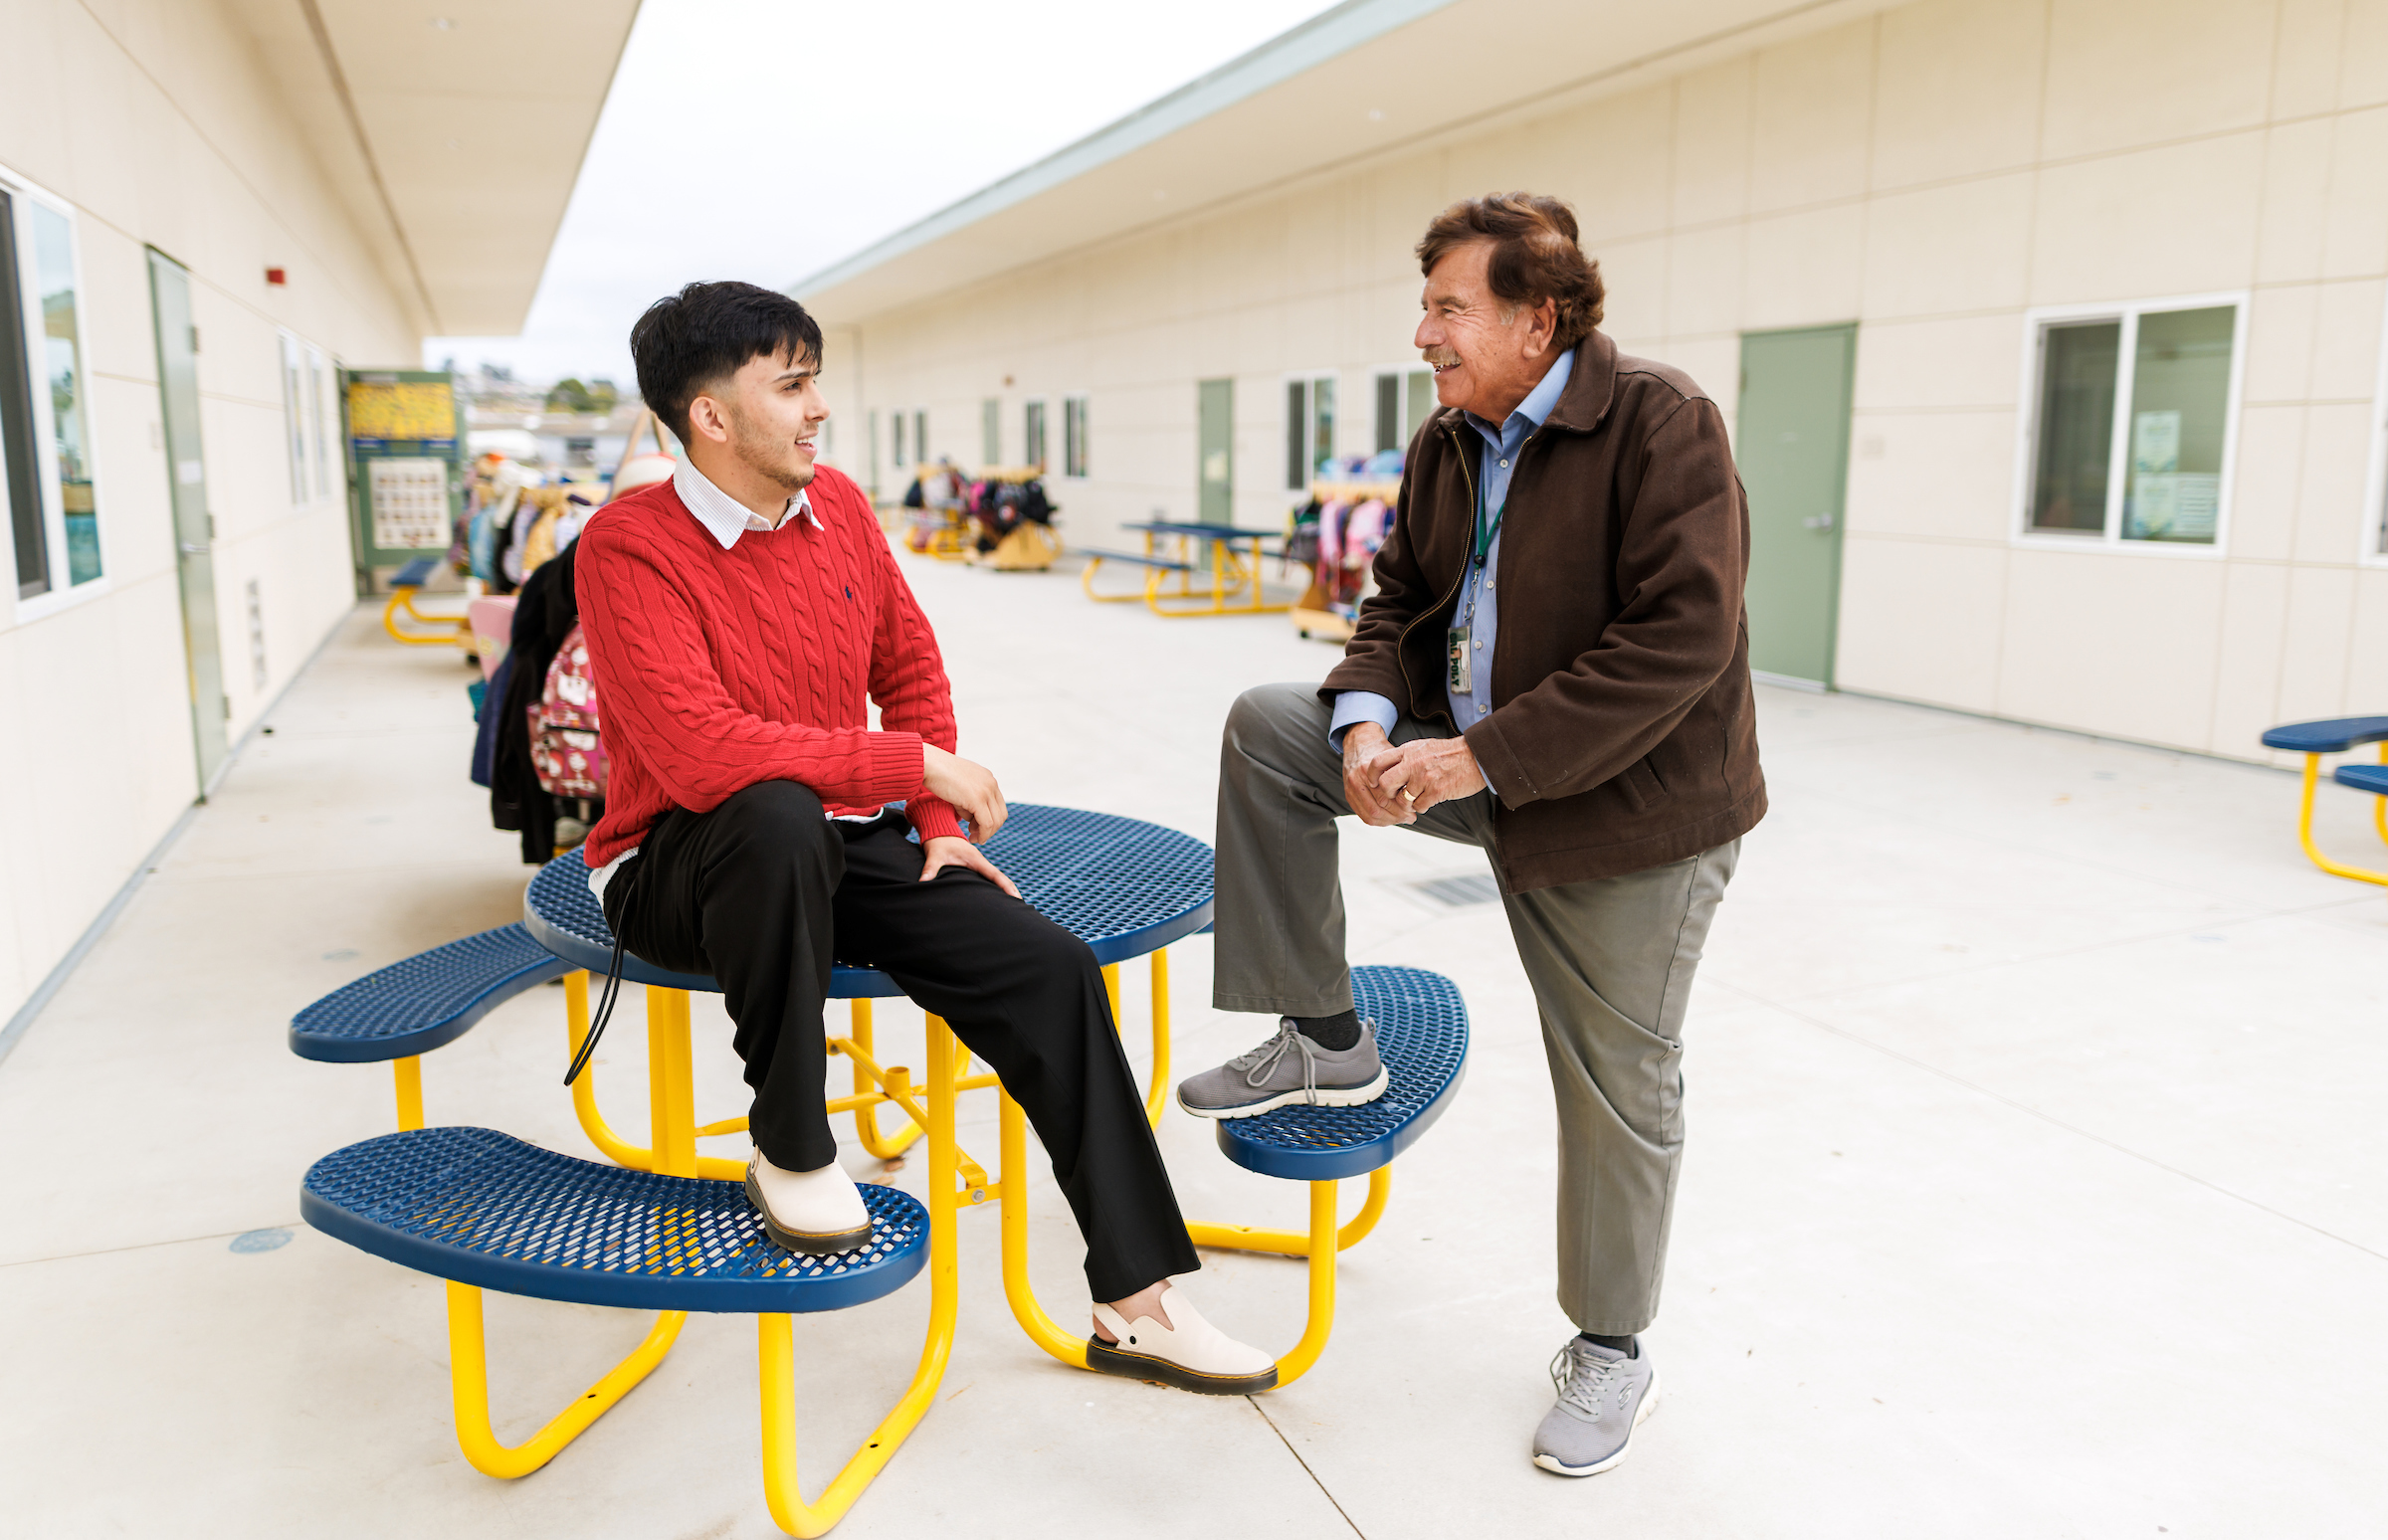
[{"xmin": 490, "ymin": 540, "xmax": 580, "ymax": 863}]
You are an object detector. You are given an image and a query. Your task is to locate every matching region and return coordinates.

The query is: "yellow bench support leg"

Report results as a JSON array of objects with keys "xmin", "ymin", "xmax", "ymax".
[
  {"xmin": 563, "ymin": 974, "xmax": 747, "ymax": 1181},
  {"xmin": 2296, "ymin": 751, "xmax": 2388, "ymax": 886},
  {"xmin": 757, "ymin": 1013, "xmax": 962, "ymax": 1536},
  {"xmin": 1000, "ymin": 1090, "xmax": 1374, "ymax": 1389},
  {"xmin": 446, "ymin": 1281, "xmax": 687, "ymax": 1479},
  {"xmin": 1099, "ymin": 953, "xmax": 1172, "ymax": 1131},
  {"xmin": 392, "ymin": 1056, "xmax": 424, "ymax": 1131},
  {"xmin": 846, "ymin": 1000, "xmax": 925, "ymax": 1159},
  {"xmin": 1145, "ymin": 949, "xmax": 1171, "ymax": 1130},
  {"xmin": 1184, "ymin": 1167, "xmax": 1391, "ymax": 1257},
  {"xmin": 997, "ymin": 1087, "xmax": 1091, "ymax": 1370}
]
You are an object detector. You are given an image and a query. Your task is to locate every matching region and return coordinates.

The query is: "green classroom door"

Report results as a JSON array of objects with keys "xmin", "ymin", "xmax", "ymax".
[
  {"xmin": 1197, "ymin": 378, "xmax": 1233, "ymax": 524},
  {"xmin": 1736, "ymin": 324, "xmax": 1855, "ymax": 686},
  {"xmin": 147, "ymin": 248, "xmax": 229, "ymax": 792}
]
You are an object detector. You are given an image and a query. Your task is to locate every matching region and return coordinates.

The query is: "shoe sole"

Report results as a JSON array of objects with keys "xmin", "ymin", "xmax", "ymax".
[
  {"xmin": 743, "ymin": 1170, "xmax": 876, "ymax": 1256},
  {"xmin": 1085, "ymin": 1337, "xmax": 1280, "ymax": 1396},
  {"xmin": 1531, "ymin": 1369, "xmax": 1662, "ymax": 1477},
  {"xmin": 1178, "ymin": 1063, "xmax": 1392, "ymax": 1120}
]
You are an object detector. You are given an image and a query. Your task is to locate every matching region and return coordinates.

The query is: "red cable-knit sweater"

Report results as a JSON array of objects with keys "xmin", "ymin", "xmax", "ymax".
[{"xmin": 573, "ymin": 465, "xmax": 960, "ymax": 867}]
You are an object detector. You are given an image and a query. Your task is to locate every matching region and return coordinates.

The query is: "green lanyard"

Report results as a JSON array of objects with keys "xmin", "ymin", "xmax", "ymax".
[{"xmin": 1473, "ymin": 458, "xmax": 1504, "ymax": 570}]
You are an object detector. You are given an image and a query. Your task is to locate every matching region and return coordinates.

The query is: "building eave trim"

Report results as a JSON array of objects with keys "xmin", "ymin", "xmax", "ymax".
[{"xmin": 785, "ymin": 0, "xmax": 1456, "ymax": 299}]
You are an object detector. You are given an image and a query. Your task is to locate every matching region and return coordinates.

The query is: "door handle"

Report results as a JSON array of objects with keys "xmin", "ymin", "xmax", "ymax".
[{"xmin": 1802, "ymin": 514, "xmax": 1835, "ymax": 531}]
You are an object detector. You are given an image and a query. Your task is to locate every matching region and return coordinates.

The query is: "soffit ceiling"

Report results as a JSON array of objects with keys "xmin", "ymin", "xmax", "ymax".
[
  {"xmin": 796, "ymin": 0, "xmax": 1902, "ymax": 323},
  {"xmin": 223, "ymin": 0, "xmax": 640, "ymax": 336}
]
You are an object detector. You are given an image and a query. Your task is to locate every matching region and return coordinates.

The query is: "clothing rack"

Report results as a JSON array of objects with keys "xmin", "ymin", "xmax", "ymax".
[{"xmin": 1291, "ymin": 479, "xmax": 1404, "ymax": 644}]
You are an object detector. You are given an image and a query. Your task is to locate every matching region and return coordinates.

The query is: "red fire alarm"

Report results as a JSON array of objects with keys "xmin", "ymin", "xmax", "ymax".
[{"xmin": 265, "ymin": 267, "xmax": 287, "ymax": 287}]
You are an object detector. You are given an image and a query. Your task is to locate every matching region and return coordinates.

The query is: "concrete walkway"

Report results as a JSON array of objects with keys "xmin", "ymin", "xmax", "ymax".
[{"xmin": 2, "ymin": 544, "xmax": 2381, "ymax": 1538}]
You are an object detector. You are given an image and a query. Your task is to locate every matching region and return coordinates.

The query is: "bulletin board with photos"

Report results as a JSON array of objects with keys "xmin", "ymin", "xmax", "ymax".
[{"xmin": 342, "ymin": 369, "xmax": 466, "ymax": 583}]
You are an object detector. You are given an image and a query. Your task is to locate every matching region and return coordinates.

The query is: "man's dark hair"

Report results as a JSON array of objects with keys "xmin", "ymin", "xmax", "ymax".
[
  {"xmin": 1416, "ymin": 193, "xmax": 1604, "ymax": 351},
  {"xmin": 629, "ymin": 282, "xmax": 824, "ymax": 448}
]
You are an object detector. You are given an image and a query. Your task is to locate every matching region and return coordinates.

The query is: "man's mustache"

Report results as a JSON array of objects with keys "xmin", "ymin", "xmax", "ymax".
[{"xmin": 1421, "ymin": 346, "xmax": 1461, "ymax": 368}]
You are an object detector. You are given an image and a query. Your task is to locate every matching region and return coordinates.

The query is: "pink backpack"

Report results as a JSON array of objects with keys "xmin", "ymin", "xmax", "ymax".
[{"xmin": 529, "ymin": 624, "xmax": 608, "ymax": 799}]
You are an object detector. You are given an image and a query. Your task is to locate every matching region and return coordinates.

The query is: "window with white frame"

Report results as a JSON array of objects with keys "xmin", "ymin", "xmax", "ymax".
[
  {"xmin": 1286, "ymin": 373, "xmax": 1336, "ymax": 489},
  {"xmin": 1023, "ymin": 399, "xmax": 1047, "ymax": 472},
  {"xmin": 980, "ymin": 397, "xmax": 1000, "ymax": 469},
  {"xmin": 1063, "ymin": 396, "xmax": 1088, "ymax": 478},
  {"xmin": 1, "ymin": 176, "xmax": 101, "ymax": 602},
  {"xmin": 2020, "ymin": 296, "xmax": 2245, "ymax": 549},
  {"xmin": 891, "ymin": 410, "xmax": 906, "ymax": 471},
  {"xmin": 912, "ymin": 409, "xmax": 927, "ymax": 467},
  {"xmin": 1373, "ymin": 368, "xmax": 1435, "ymax": 454},
  {"xmin": 280, "ymin": 333, "xmax": 311, "ymax": 503},
  {"xmin": 309, "ymin": 347, "xmax": 335, "ymax": 498}
]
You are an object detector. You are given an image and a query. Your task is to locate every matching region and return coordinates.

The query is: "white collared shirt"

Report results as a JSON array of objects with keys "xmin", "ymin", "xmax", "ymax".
[{"xmin": 672, "ymin": 456, "xmax": 821, "ymax": 546}]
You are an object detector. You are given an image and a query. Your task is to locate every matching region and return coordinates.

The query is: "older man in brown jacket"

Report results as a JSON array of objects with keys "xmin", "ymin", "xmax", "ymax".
[{"xmin": 1176, "ymin": 192, "xmax": 1765, "ymax": 1477}]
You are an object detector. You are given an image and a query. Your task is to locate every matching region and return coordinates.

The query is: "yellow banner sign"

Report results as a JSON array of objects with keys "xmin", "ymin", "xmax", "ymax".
[{"xmin": 347, "ymin": 380, "xmax": 455, "ymax": 440}]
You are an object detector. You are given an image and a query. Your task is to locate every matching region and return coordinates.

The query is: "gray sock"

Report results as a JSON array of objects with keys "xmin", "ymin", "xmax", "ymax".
[
  {"xmin": 1577, "ymin": 1331, "xmax": 1637, "ymax": 1358},
  {"xmin": 1292, "ymin": 1010, "xmax": 1361, "ymax": 1052}
]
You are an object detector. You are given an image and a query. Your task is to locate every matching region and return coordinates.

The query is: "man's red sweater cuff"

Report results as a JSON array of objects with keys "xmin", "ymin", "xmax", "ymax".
[{"xmin": 906, "ymin": 795, "xmax": 964, "ymax": 844}]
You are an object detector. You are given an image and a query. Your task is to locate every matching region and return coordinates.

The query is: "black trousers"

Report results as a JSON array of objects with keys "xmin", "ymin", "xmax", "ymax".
[{"xmin": 601, "ymin": 780, "xmax": 1199, "ymax": 1300}]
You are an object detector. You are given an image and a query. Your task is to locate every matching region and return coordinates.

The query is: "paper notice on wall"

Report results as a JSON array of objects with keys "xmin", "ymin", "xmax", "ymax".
[
  {"xmin": 2126, "ymin": 472, "xmax": 2219, "ymax": 541},
  {"xmin": 2133, "ymin": 410, "xmax": 2181, "ymax": 475},
  {"xmin": 2171, "ymin": 473, "xmax": 2219, "ymax": 539},
  {"xmin": 369, "ymin": 458, "xmax": 451, "ymax": 550}
]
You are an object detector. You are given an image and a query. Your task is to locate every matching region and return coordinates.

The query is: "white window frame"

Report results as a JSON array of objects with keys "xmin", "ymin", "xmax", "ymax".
[
  {"xmin": 1023, "ymin": 398, "xmax": 1048, "ymax": 474},
  {"xmin": 2359, "ymin": 299, "xmax": 2388, "ymax": 566},
  {"xmin": 280, "ymin": 331, "xmax": 310, "ymax": 506},
  {"xmin": 2010, "ymin": 290, "xmax": 2249, "ymax": 559},
  {"xmin": 1285, "ymin": 371, "xmax": 1337, "ymax": 490},
  {"xmin": 1373, "ymin": 363, "xmax": 1438, "ymax": 453},
  {"xmin": 308, "ymin": 344, "xmax": 335, "ymax": 499},
  {"xmin": 3, "ymin": 162, "xmax": 109, "ymax": 623},
  {"xmin": 1062, "ymin": 395, "xmax": 1089, "ymax": 479}
]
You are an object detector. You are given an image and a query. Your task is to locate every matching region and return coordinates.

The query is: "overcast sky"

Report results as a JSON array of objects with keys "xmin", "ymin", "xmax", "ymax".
[{"xmin": 423, "ymin": 0, "xmax": 1338, "ymax": 387}]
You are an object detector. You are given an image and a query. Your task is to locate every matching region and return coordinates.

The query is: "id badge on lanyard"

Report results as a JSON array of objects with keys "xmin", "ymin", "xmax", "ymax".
[{"xmin": 1450, "ymin": 465, "xmax": 1499, "ymax": 698}]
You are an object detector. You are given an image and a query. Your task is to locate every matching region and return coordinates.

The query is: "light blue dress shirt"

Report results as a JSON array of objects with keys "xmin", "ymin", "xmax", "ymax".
[{"xmin": 1328, "ymin": 346, "xmax": 1576, "ymax": 752}]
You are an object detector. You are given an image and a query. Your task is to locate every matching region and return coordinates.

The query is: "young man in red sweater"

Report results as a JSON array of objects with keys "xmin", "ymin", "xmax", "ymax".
[{"xmin": 574, "ymin": 282, "xmax": 1271, "ymax": 1395}]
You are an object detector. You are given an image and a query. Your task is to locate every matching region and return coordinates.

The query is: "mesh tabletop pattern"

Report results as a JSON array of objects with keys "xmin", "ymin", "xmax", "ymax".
[
  {"xmin": 300, "ymin": 1126, "xmax": 927, "ymax": 1314},
  {"xmin": 289, "ymin": 924, "xmax": 568, "ymax": 1063},
  {"xmin": 1216, "ymin": 966, "xmax": 1470, "ymax": 1182},
  {"xmin": 523, "ymin": 803, "xmax": 1216, "ymax": 994}
]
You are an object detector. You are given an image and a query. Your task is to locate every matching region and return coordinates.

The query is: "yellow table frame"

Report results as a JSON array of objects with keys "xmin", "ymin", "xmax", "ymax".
[
  {"xmin": 382, "ymin": 580, "xmax": 472, "ymax": 647},
  {"xmin": 509, "ymin": 936, "xmax": 1381, "ymax": 1531},
  {"xmin": 2291, "ymin": 743, "xmax": 2388, "ymax": 885},
  {"xmin": 1082, "ymin": 527, "xmax": 1291, "ymax": 618}
]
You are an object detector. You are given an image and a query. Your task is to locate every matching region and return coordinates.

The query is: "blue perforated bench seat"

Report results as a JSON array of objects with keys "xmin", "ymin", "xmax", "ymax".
[
  {"xmin": 2261, "ymin": 715, "xmax": 2388, "ymax": 754},
  {"xmin": 2334, "ymin": 764, "xmax": 2388, "ymax": 796},
  {"xmin": 301, "ymin": 1126, "xmax": 927, "ymax": 1313},
  {"xmin": 1216, "ymin": 966, "xmax": 1469, "ymax": 1182},
  {"xmin": 391, "ymin": 556, "xmax": 439, "ymax": 588},
  {"xmin": 290, "ymin": 924, "xmax": 569, "ymax": 1063}
]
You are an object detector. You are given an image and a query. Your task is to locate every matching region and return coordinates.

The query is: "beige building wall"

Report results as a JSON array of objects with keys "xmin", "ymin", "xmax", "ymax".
[
  {"xmin": 828, "ymin": 0, "xmax": 2388, "ymax": 765},
  {"xmin": 0, "ymin": 0, "xmax": 423, "ymax": 1021}
]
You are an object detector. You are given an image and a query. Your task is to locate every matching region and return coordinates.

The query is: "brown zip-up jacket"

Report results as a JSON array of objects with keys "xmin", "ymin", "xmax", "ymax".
[{"xmin": 1321, "ymin": 328, "xmax": 1766, "ymax": 891}]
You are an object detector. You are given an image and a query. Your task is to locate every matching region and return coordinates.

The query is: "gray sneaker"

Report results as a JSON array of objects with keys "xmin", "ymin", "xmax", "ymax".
[
  {"xmin": 1532, "ymin": 1337, "xmax": 1661, "ymax": 1476},
  {"xmin": 1175, "ymin": 1018, "xmax": 1389, "ymax": 1119}
]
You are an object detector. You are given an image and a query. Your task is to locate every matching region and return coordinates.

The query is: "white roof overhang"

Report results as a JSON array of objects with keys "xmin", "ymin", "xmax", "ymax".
[
  {"xmin": 794, "ymin": 0, "xmax": 1903, "ymax": 324},
  {"xmin": 224, "ymin": 0, "xmax": 641, "ymax": 335}
]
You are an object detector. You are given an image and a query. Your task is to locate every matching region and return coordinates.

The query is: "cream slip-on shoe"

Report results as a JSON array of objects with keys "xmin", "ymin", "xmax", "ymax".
[
  {"xmin": 743, "ymin": 1149, "xmax": 875, "ymax": 1255},
  {"xmin": 1087, "ymin": 1283, "xmax": 1279, "ymax": 1395}
]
